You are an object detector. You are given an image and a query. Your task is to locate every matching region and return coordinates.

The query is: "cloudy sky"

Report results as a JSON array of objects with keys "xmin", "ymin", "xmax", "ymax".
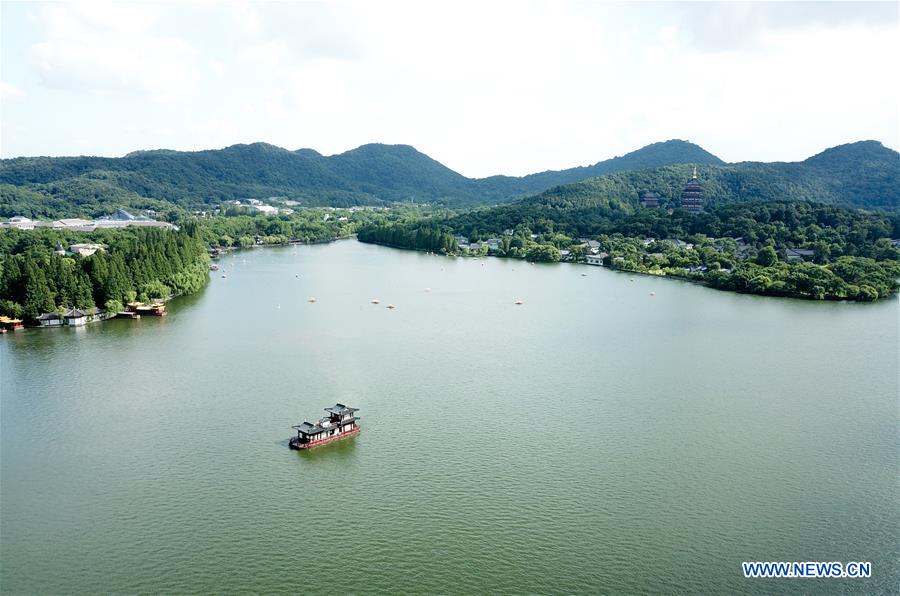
[{"xmin": 1, "ymin": 1, "xmax": 897, "ymax": 177}]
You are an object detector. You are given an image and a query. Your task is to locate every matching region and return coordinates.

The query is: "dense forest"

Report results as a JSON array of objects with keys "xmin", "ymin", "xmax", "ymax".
[
  {"xmin": 0, "ymin": 225, "xmax": 209, "ymax": 321},
  {"xmin": 3, "ymin": 139, "xmax": 895, "ymax": 217},
  {"xmin": 357, "ymin": 200, "xmax": 900, "ymax": 301}
]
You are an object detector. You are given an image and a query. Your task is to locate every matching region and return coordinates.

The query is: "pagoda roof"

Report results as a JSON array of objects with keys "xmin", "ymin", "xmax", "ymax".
[{"xmin": 325, "ymin": 403, "xmax": 358, "ymax": 415}]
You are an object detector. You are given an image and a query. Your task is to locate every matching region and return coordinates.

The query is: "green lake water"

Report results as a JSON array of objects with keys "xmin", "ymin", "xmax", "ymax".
[{"xmin": 2, "ymin": 240, "xmax": 898, "ymax": 594}]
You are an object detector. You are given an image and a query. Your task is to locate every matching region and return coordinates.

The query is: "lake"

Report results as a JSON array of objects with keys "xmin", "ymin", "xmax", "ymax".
[{"xmin": 2, "ymin": 240, "xmax": 898, "ymax": 594}]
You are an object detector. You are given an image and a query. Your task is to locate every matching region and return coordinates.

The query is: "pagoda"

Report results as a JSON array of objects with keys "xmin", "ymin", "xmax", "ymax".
[
  {"xmin": 680, "ymin": 166, "xmax": 704, "ymax": 214},
  {"xmin": 639, "ymin": 191, "xmax": 660, "ymax": 208}
]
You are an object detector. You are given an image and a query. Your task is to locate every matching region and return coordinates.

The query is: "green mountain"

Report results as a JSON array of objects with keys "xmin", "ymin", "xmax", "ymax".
[
  {"xmin": 473, "ymin": 139, "xmax": 725, "ymax": 198},
  {"xmin": 0, "ymin": 139, "xmax": 725, "ymax": 217},
  {"xmin": 0, "ymin": 139, "xmax": 895, "ymax": 219},
  {"xmin": 461, "ymin": 141, "xmax": 898, "ymax": 232}
]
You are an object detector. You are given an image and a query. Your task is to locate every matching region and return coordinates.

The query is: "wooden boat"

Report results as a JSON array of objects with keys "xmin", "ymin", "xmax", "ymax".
[
  {"xmin": 290, "ymin": 404, "xmax": 360, "ymax": 450},
  {"xmin": 126, "ymin": 302, "xmax": 167, "ymax": 316}
]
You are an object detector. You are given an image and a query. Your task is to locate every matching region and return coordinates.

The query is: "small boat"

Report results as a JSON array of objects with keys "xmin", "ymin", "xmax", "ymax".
[
  {"xmin": 371, "ymin": 299, "xmax": 380, "ymax": 304},
  {"xmin": 295, "ymin": 274, "xmax": 299, "ymax": 278},
  {"xmin": 581, "ymin": 273, "xmax": 587, "ymax": 277},
  {"xmin": 649, "ymin": 292, "xmax": 655, "ymax": 296},
  {"xmin": 290, "ymin": 404, "xmax": 360, "ymax": 450},
  {"xmin": 386, "ymin": 304, "xmax": 396, "ymax": 309},
  {"xmin": 514, "ymin": 299, "xmax": 523, "ymax": 305},
  {"xmin": 425, "ymin": 288, "xmax": 431, "ymax": 292},
  {"xmin": 308, "ymin": 297, "xmax": 317, "ymax": 303},
  {"xmin": 221, "ymin": 273, "xmax": 227, "ymax": 278},
  {"xmin": 209, "ymin": 263, "xmax": 219, "ymax": 271}
]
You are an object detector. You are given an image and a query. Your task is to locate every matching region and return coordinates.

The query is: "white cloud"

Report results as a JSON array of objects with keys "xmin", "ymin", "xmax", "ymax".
[
  {"xmin": 1, "ymin": 82, "xmax": 25, "ymax": 99},
  {"xmin": 29, "ymin": 2, "xmax": 198, "ymax": 101},
  {"xmin": 2, "ymin": 1, "xmax": 897, "ymax": 173}
]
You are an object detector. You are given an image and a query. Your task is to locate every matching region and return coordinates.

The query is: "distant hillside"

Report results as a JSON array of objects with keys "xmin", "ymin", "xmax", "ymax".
[
  {"xmin": 464, "ymin": 141, "xmax": 898, "ymax": 231},
  {"xmin": 0, "ymin": 139, "xmax": 896, "ymax": 218},
  {"xmin": 473, "ymin": 139, "xmax": 725, "ymax": 197},
  {"xmin": 0, "ymin": 140, "xmax": 724, "ymax": 217}
]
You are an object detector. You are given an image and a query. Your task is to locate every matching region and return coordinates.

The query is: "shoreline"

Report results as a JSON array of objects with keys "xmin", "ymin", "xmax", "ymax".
[{"xmin": 356, "ymin": 238, "xmax": 898, "ymax": 303}]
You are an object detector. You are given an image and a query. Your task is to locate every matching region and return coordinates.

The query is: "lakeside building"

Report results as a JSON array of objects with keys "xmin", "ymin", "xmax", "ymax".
[
  {"xmin": 580, "ymin": 240, "xmax": 601, "ymax": 254},
  {"xmin": 63, "ymin": 308, "xmax": 88, "ymax": 326},
  {"xmin": 37, "ymin": 313, "xmax": 64, "ymax": 327},
  {"xmin": 680, "ymin": 167, "xmax": 704, "ymax": 214}
]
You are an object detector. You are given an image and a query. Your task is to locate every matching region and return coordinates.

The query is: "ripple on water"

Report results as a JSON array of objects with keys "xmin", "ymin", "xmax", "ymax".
[{"xmin": 2, "ymin": 241, "xmax": 898, "ymax": 594}]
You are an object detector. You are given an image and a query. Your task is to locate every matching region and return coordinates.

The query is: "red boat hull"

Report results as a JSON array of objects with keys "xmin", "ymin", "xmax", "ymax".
[{"xmin": 289, "ymin": 426, "xmax": 360, "ymax": 450}]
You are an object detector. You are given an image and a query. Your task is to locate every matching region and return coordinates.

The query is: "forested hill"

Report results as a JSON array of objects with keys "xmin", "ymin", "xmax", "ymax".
[
  {"xmin": 1, "ymin": 139, "xmax": 896, "ymax": 217},
  {"xmin": 473, "ymin": 139, "xmax": 724, "ymax": 197},
  {"xmin": 462, "ymin": 141, "xmax": 899, "ymax": 233},
  {"xmin": 0, "ymin": 139, "xmax": 723, "ymax": 216}
]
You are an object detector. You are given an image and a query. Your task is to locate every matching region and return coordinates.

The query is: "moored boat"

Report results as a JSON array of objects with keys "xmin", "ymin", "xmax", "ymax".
[{"xmin": 290, "ymin": 403, "xmax": 360, "ymax": 450}]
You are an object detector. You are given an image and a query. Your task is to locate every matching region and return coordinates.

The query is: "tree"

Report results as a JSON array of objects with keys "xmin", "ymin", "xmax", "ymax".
[
  {"xmin": 105, "ymin": 299, "xmax": 124, "ymax": 314},
  {"xmin": 525, "ymin": 244, "xmax": 561, "ymax": 263},
  {"xmin": 756, "ymin": 246, "xmax": 778, "ymax": 267},
  {"xmin": 23, "ymin": 261, "xmax": 55, "ymax": 320}
]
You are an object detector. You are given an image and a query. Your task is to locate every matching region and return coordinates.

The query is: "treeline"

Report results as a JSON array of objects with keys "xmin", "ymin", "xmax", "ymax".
[
  {"xmin": 197, "ymin": 210, "xmax": 359, "ymax": 249},
  {"xmin": 353, "ymin": 199, "xmax": 900, "ymax": 301},
  {"xmin": 706, "ymin": 258, "xmax": 900, "ymax": 301},
  {"xmin": 593, "ymin": 236, "xmax": 899, "ymax": 301},
  {"xmin": 357, "ymin": 224, "xmax": 457, "ymax": 253},
  {"xmin": 0, "ymin": 226, "xmax": 208, "ymax": 321},
  {"xmin": 451, "ymin": 199, "xmax": 900, "ymax": 260}
]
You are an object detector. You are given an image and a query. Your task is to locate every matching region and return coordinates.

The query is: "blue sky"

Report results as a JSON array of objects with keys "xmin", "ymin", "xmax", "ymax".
[{"xmin": 1, "ymin": 1, "xmax": 897, "ymax": 177}]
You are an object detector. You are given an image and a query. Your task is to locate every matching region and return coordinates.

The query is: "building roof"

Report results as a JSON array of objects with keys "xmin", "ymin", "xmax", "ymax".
[
  {"xmin": 38, "ymin": 312, "xmax": 61, "ymax": 320},
  {"xmin": 55, "ymin": 218, "xmax": 93, "ymax": 227},
  {"xmin": 64, "ymin": 308, "xmax": 87, "ymax": 318}
]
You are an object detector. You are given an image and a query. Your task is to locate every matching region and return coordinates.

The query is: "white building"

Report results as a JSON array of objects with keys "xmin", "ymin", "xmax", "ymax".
[
  {"xmin": 6, "ymin": 216, "xmax": 34, "ymax": 229},
  {"xmin": 252, "ymin": 205, "xmax": 278, "ymax": 215},
  {"xmin": 69, "ymin": 243, "xmax": 106, "ymax": 257}
]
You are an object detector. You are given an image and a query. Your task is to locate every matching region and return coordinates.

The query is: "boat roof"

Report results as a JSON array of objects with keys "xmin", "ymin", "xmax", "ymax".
[
  {"xmin": 292, "ymin": 421, "xmax": 326, "ymax": 435},
  {"xmin": 325, "ymin": 403, "xmax": 358, "ymax": 415}
]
